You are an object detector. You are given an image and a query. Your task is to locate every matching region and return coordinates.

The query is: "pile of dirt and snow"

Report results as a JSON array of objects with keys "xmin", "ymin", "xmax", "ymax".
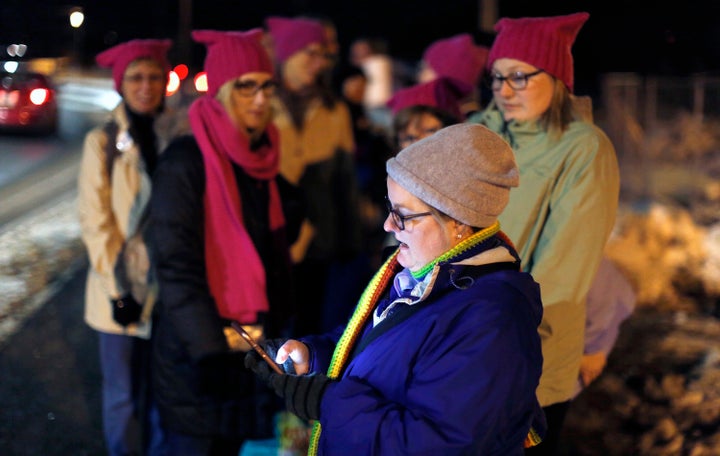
[
  {"xmin": 562, "ymin": 307, "xmax": 720, "ymax": 456},
  {"xmin": 0, "ymin": 197, "xmax": 84, "ymax": 347},
  {"xmin": 562, "ymin": 200, "xmax": 720, "ymax": 454}
]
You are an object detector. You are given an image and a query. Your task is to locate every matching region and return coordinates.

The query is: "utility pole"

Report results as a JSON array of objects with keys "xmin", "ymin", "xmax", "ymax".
[
  {"xmin": 178, "ymin": 0, "xmax": 192, "ymax": 65},
  {"xmin": 478, "ymin": 0, "xmax": 498, "ymax": 34}
]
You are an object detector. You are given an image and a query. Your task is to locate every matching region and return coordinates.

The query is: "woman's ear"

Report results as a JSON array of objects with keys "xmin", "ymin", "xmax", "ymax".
[{"xmin": 453, "ymin": 222, "xmax": 471, "ymax": 241}]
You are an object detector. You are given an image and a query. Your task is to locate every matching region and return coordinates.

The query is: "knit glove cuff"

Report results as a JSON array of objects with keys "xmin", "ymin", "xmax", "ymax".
[{"xmin": 271, "ymin": 373, "xmax": 331, "ymax": 421}]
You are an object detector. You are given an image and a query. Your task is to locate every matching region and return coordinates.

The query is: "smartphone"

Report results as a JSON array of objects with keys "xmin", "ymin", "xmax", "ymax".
[{"xmin": 231, "ymin": 321, "xmax": 284, "ymax": 375}]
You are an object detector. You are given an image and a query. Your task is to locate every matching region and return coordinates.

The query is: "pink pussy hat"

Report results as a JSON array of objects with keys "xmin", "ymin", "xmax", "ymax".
[
  {"xmin": 487, "ymin": 12, "xmax": 589, "ymax": 92},
  {"xmin": 386, "ymin": 77, "xmax": 470, "ymax": 120},
  {"xmin": 265, "ymin": 16, "xmax": 326, "ymax": 63},
  {"xmin": 423, "ymin": 33, "xmax": 488, "ymax": 90},
  {"xmin": 96, "ymin": 39, "xmax": 172, "ymax": 94},
  {"xmin": 192, "ymin": 29, "xmax": 273, "ymax": 97}
]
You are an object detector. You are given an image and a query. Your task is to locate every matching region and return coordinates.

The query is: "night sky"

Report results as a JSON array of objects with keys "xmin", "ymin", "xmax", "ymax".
[{"xmin": 4, "ymin": 0, "xmax": 720, "ymax": 96}]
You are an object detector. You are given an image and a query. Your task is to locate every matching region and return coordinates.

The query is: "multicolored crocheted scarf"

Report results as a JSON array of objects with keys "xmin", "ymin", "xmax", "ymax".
[
  {"xmin": 410, "ymin": 220, "xmax": 500, "ymax": 278},
  {"xmin": 307, "ymin": 223, "xmax": 541, "ymax": 454}
]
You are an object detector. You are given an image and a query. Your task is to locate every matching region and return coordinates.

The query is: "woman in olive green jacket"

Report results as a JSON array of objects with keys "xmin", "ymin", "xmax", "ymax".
[{"xmin": 468, "ymin": 12, "xmax": 620, "ymax": 455}]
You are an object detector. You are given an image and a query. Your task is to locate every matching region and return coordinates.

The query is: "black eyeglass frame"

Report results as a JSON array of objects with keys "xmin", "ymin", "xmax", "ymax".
[
  {"xmin": 489, "ymin": 69, "xmax": 544, "ymax": 91},
  {"xmin": 233, "ymin": 79, "xmax": 278, "ymax": 97},
  {"xmin": 385, "ymin": 197, "xmax": 433, "ymax": 231}
]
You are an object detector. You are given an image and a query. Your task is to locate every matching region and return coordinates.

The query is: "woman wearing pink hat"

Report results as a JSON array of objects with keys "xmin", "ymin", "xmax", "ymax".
[
  {"xmin": 386, "ymin": 77, "xmax": 467, "ymax": 151},
  {"xmin": 148, "ymin": 29, "xmax": 301, "ymax": 455},
  {"xmin": 266, "ymin": 16, "xmax": 365, "ymax": 338},
  {"xmin": 468, "ymin": 12, "xmax": 620, "ymax": 455},
  {"xmin": 78, "ymin": 38, "xmax": 178, "ymax": 456},
  {"xmin": 418, "ymin": 33, "xmax": 489, "ymax": 117}
]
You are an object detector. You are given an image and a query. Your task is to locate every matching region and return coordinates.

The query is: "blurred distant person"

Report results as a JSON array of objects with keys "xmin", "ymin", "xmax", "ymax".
[
  {"xmin": 350, "ymin": 37, "xmax": 394, "ymax": 129},
  {"xmin": 325, "ymin": 63, "xmax": 395, "ymax": 325},
  {"xmin": 386, "ymin": 77, "xmax": 466, "ymax": 150},
  {"xmin": 78, "ymin": 38, "xmax": 176, "ymax": 456},
  {"xmin": 418, "ymin": 33, "xmax": 489, "ymax": 117},
  {"xmin": 148, "ymin": 28, "xmax": 302, "ymax": 456},
  {"xmin": 335, "ymin": 64, "xmax": 369, "ymax": 132},
  {"xmin": 316, "ymin": 14, "xmax": 341, "ymax": 71},
  {"xmin": 267, "ymin": 16, "xmax": 365, "ymax": 335},
  {"xmin": 300, "ymin": 14, "xmax": 342, "ymax": 89},
  {"xmin": 467, "ymin": 12, "xmax": 620, "ymax": 455},
  {"xmin": 334, "ymin": 64, "xmax": 390, "ymax": 202}
]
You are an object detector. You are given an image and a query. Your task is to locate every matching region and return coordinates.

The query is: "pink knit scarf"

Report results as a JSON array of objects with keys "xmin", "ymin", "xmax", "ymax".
[{"xmin": 189, "ymin": 97, "xmax": 285, "ymax": 323}]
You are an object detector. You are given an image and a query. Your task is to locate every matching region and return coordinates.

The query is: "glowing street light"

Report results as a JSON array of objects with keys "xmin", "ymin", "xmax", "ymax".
[
  {"xmin": 69, "ymin": 9, "xmax": 84, "ymax": 28},
  {"xmin": 69, "ymin": 7, "xmax": 85, "ymax": 66}
]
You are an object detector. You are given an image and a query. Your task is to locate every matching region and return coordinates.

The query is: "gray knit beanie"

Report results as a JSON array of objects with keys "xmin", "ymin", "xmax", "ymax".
[{"xmin": 386, "ymin": 123, "xmax": 519, "ymax": 228}]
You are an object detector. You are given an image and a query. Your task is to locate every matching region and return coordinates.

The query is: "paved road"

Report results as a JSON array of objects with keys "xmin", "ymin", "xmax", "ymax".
[
  {"xmin": 0, "ymin": 262, "xmax": 106, "ymax": 456},
  {"xmin": 0, "ymin": 146, "xmax": 81, "ymax": 228}
]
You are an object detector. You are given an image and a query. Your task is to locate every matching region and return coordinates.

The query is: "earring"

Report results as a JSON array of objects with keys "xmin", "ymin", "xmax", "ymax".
[{"xmin": 456, "ymin": 233, "xmax": 462, "ymax": 239}]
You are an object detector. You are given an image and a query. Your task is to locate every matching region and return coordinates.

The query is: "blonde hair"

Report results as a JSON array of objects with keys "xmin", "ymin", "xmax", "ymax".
[
  {"xmin": 214, "ymin": 78, "xmax": 273, "ymax": 137},
  {"xmin": 216, "ymin": 80, "xmax": 238, "ymax": 123}
]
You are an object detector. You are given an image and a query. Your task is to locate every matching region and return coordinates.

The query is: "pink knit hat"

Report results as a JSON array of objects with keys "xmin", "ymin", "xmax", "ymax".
[
  {"xmin": 96, "ymin": 39, "xmax": 172, "ymax": 93},
  {"xmin": 386, "ymin": 77, "xmax": 470, "ymax": 120},
  {"xmin": 265, "ymin": 16, "xmax": 326, "ymax": 63},
  {"xmin": 192, "ymin": 29, "xmax": 273, "ymax": 97},
  {"xmin": 422, "ymin": 34, "xmax": 489, "ymax": 89},
  {"xmin": 487, "ymin": 12, "xmax": 589, "ymax": 92}
]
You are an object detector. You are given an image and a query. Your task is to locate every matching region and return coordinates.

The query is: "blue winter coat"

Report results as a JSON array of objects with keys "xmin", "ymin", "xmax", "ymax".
[{"xmin": 303, "ymin": 248, "xmax": 544, "ymax": 455}]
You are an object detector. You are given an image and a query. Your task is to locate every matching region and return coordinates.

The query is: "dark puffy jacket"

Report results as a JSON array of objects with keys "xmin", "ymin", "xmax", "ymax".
[{"xmin": 148, "ymin": 135, "xmax": 302, "ymax": 437}]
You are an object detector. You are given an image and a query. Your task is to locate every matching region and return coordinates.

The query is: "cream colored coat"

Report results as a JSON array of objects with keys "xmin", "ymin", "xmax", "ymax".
[{"xmin": 78, "ymin": 103, "xmax": 186, "ymax": 338}]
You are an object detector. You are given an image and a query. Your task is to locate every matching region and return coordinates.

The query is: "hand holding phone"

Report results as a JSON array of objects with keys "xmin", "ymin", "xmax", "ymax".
[{"xmin": 232, "ymin": 321, "xmax": 284, "ymax": 375}]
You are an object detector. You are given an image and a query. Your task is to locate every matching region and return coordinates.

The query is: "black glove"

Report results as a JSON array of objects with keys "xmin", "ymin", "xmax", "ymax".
[
  {"xmin": 243, "ymin": 338, "xmax": 294, "ymax": 378},
  {"xmin": 244, "ymin": 343, "xmax": 331, "ymax": 421},
  {"xmin": 111, "ymin": 293, "xmax": 143, "ymax": 327},
  {"xmin": 271, "ymin": 372, "xmax": 331, "ymax": 421},
  {"xmin": 259, "ymin": 338, "xmax": 289, "ymax": 365}
]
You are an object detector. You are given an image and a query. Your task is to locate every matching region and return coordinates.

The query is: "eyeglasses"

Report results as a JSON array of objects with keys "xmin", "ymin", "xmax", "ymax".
[
  {"xmin": 489, "ymin": 69, "xmax": 544, "ymax": 91},
  {"xmin": 123, "ymin": 73, "xmax": 165, "ymax": 85},
  {"xmin": 385, "ymin": 197, "xmax": 433, "ymax": 231},
  {"xmin": 233, "ymin": 79, "xmax": 278, "ymax": 97}
]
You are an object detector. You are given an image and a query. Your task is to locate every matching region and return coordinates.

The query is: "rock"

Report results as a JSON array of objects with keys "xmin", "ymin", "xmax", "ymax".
[{"xmin": 638, "ymin": 418, "xmax": 683, "ymax": 455}]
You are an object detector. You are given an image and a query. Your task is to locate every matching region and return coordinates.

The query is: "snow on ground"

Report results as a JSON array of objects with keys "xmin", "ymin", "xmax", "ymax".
[{"xmin": 0, "ymin": 195, "xmax": 85, "ymax": 347}]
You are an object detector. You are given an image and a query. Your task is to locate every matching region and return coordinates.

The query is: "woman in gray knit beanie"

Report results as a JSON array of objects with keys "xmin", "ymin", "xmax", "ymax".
[
  {"xmin": 247, "ymin": 122, "xmax": 547, "ymax": 454},
  {"xmin": 385, "ymin": 122, "xmax": 519, "ymax": 270}
]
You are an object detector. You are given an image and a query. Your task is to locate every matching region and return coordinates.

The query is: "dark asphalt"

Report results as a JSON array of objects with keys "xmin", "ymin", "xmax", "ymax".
[{"xmin": 0, "ymin": 260, "xmax": 106, "ymax": 456}]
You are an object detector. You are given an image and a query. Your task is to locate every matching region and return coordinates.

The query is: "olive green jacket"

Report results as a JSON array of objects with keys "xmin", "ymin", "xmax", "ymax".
[{"xmin": 468, "ymin": 99, "xmax": 619, "ymax": 406}]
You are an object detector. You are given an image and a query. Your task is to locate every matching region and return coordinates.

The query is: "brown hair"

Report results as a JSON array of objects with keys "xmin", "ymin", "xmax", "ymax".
[
  {"xmin": 392, "ymin": 105, "xmax": 458, "ymax": 150},
  {"xmin": 538, "ymin": 78, "xmax": 575, "ymax": 141}
]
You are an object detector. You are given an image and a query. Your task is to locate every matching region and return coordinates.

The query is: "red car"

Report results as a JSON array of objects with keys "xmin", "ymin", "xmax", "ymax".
[{"xmin": 0, "ymin": 71, "xmax": 58, "ymax": 135}]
